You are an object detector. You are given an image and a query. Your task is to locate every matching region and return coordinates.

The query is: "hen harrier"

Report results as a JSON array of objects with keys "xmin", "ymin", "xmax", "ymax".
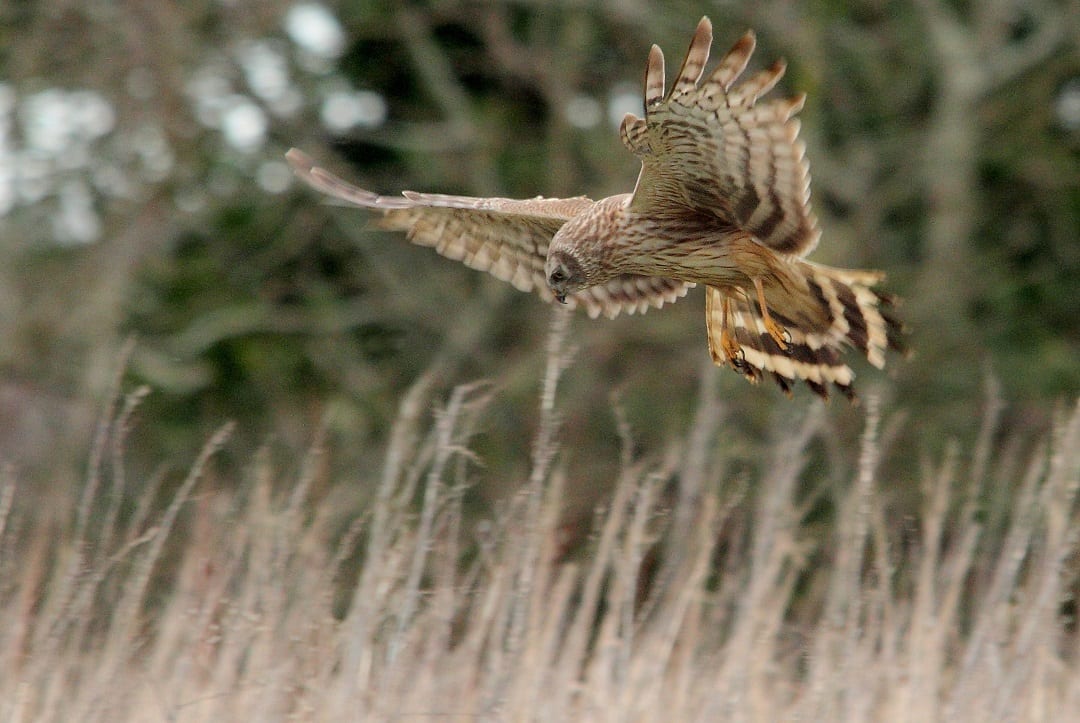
[{"xmin": 287, "ymin": 16, "xmax": 905, "ymax": 399}]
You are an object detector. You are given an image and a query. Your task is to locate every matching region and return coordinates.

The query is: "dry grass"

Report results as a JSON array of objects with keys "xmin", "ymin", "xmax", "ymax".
[{"xmin": 1, "ymin": 317, "xmax": 1078, "ymax": 722}]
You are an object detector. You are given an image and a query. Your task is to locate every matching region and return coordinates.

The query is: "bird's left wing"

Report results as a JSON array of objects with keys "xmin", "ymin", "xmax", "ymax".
[
  {"xmin": 620, "ymin": 18, "xmax": 821, "ymax": 258},
  {"xmin": 286, "ymin": 149, "xmax": 691, "ymax": 318}
]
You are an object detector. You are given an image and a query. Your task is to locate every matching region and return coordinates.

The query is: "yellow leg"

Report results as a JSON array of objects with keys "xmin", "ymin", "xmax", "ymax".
[
  {"xmin": 707, "ymin": 288, "xmax": 744, "ymax": 367},
  {"xmin": 754, "ymin": 278, "xmax": 789, "ymax": 350},
  {"xmin": 719, "ymin": 295, "xmax": 742, "ymax": 364}
]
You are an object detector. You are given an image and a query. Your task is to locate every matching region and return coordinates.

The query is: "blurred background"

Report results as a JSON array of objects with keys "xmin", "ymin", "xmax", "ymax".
[{"xmin": 1, "ymin": 0, "xmax": 1077, "ymax": 516}]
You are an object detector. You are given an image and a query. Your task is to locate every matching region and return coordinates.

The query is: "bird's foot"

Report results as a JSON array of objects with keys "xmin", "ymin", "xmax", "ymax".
[
  {"xmin": 720, "ymin": 327, "xmax": 743, "ymax": 366},
  {"xmin": 763, "ymin": 316, "xmax": 790, "ymax": 351},
  {"xmin": 753, "ymin": 277, "xmax": 789, "ymax": 351}
]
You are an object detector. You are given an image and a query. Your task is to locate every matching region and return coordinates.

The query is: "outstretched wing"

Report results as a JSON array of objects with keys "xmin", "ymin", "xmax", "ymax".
[
  {"xmin": 620, "ymin": 18, "xmax": 821, "ymax": 258},
  {"xmin": 287, "ymin": 150, "xmax": 691, "ymax": 319}
]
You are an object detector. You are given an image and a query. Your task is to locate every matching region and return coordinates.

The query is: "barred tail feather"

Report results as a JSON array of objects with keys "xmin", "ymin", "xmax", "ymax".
[{"xmin": 705, "ymin": 264, "xmax": 905, "ymax": 400}]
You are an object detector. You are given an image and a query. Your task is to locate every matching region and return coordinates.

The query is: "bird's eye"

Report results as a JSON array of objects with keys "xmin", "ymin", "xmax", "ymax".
[{"xmin": 550, "ymin": 268, "xmax": 567, "ymax": 283}]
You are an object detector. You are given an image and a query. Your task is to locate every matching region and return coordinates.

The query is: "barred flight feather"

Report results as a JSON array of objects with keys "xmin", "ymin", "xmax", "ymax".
[
  {"xmin": 705, "ymin": 259, "xmax": 904, "ymax": 400},
  {"xmin": 285, "ymin": 149, "xmax": 692, "ymax": 320}
]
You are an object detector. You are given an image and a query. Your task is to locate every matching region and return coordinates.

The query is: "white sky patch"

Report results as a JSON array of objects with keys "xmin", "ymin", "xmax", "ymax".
[
  {"xmin": 188, "ymin": 67, "xmax": 233, "ymax": 128},
  {"xmin": 53, "ymin": 179, "xmax": 101, "ymax": 245},
  {"xmin": 16, "ymin": 151, "xmax": 50, "ymax": 204},
  {"xmin": 0, "ymin": 153, "xmax": 13, "ymax": 216},
  {"xmin": 321, "ymin": 88, "xmax": 387, "ymax": 132},
  {"xmin": 256, "ymin": 159, "xmax": 293, "ymax": 194},
  {"xmin": 174, "ymin": 186, "xmax": 207, "ymax": 215},
  {"xmin": 132, "ymin": 123, "xmax": 174, "ymax": 182},
  {"xmin": 221, "ymin": 97, "xmax": 268, "ymax": 152},
  {"xmin": 1055, "ymin": 78, "xmax": 1080, "ymax": 131},
  {"xmin": 19, "ymin": 88, "xmax": 115, "ymax": 160},
  {"xmin": 0, "ymin": 84, "xmax": 14, "ymax": 117},
  {"xmin": 239, "ymin": 40, "xmax": 291, "ymax": 105},
  {"xmin": 21, "ymin": 89, "xmax": 73, "ymax": 154},
  {"xmin": 0, "ymin": 85, "xmax": 12, "ymax": 215},
  {"xmin": 285, "ymin": 3, "xmax": 345, "ymax": 60},
  {"xmin": 0, "ymin": 82, "xmax": 15, "ymax": 148},
  {"xmin": 564, "ymin": 94, "xmax": 602, "ymax": 129},
  {"xmin": 607, "ymin": 83, "xmax": 643, "ymax": 129},
  {"xmin": 68, "ymin": 90, "xmax": 115, "ymax": 139},
  {"xmin": 93, "ymin": 162, "xmax": 134, "ymax": 199},
  {"xmin": 268, "ymin": 85, "xmax": 303, "ymax": 118},
  {"xmin": 54, "ymin": 141, "xmax": 89, "ymax": 171}
]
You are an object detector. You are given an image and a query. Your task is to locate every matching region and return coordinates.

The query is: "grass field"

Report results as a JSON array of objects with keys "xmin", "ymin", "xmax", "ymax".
[{"xmin": 2, "ymin": 322, "xmax": 1077, "ymax": 722}]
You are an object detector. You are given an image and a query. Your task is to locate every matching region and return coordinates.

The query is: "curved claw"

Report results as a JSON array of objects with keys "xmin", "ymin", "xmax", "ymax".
[{"xmin": 753, "ymin": 277, "xmax": 789, "ymax": 351}]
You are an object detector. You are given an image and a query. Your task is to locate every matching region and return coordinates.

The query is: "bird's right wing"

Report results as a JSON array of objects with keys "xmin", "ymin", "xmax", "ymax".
[
  {"xmin": 287, "ymin": 149, "xmax": 692, "ymax": 318},
  {"xmin": 620, "ymin": 18, "xmax": 821, "ymax": 258}
]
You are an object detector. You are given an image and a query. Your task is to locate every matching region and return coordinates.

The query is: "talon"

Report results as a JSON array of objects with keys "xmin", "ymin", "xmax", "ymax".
[
  {"xmin": 763, "ymin": 317, "xmax": 788, "ymax": 350},
  {"xmin": 781, "ymin": 327, "xmax": 793, "ymax": 350},
  {"xmin": 722, "ymin": 332, "xmax": 743, "ymax": 368},
  {"xmin": 719, "ymin": 295, "xmax": 743, "ymax": 366},
  {"xmin": 754, "ymin": 278, "xmax": 788, "ymax": 351},
  {"xmin": 721, "ymin": 330, "xmax": 740, "ymax": 362},
  {"xmin": 733, "ymin": 346, "xmax": 747, "ymax": 371}
]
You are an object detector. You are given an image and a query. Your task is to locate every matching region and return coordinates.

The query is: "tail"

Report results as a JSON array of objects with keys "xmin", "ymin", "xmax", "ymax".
[{"xmin": 705, "ymin": 262, "xmax": 906, "ymax": 400}]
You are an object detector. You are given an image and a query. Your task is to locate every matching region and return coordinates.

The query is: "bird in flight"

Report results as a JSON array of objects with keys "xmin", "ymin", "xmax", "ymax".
[{"xmin": 287, "ymin": 16, "xmax": 905, "ymax": 400}]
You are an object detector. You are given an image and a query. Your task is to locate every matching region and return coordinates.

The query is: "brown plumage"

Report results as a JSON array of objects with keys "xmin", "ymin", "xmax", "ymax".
[{"xmin": 287, "ymin": 17, "xmax": 906, "ymax": 400}]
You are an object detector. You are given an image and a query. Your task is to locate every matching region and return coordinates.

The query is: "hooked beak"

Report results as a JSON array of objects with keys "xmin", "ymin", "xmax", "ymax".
[{"xmin": 554, "ymin": 292, "xmax": 567, "ymax": 304}]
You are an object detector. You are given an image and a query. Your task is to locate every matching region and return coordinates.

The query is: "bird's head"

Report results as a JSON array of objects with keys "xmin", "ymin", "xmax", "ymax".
[
  {"xmin": 544, "ymin": 249, "xmax": 587, "ymax": 304},
  {"xmin": 546, "ymin": 198, "xmax": 625, "ymax": 303}
]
